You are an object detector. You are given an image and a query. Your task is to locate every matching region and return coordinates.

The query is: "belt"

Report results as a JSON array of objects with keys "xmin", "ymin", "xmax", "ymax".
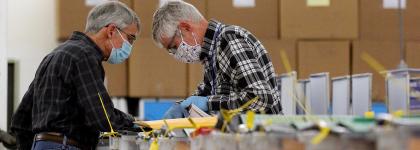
[{"xmin": 34, "ymin": 132, "xmax": 88, "ymax": 149}]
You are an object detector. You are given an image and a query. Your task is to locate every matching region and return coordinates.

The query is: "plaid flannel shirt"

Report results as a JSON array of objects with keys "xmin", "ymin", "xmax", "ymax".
[{"xmin": 193, "ymin": 20, "xmax": 282, "ymax": 114}]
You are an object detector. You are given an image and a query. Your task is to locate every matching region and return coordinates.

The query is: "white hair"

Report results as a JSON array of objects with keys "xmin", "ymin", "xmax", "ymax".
[
  {"xmin": 85, "ymin": 1, "xmax": 140, "ymax": 33},
  {"xmin": 152, "ymin": 0, "xmax": 204, "ymax": 48}
]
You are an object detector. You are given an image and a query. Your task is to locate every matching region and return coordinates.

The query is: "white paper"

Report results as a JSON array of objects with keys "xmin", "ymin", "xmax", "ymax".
[
  {"xmin": 306, "ymin": 0, "xmax": 330, "ymax": 7},
  {"xmin": 189, "ymin": 104, "xmax": 210, "ymax": 117},
  {"xmin": 296, "ymin": 81, "xmax": 306, "ymax": 114},
  {"xmin": 309, "ymin": 73, "xmax": 330, "ymax": 115},
  {"xmin": 112, "ymin": 97, "xmax": 120, "ymax": 110},
  {"xmin": 332, "ymin": 77, "xmax": 350, "ymax": 115},
  {"xmin": 85, "ymin": 0, "xmax": 108, "ymax": 7},
  {"xmin": 119, "ymin": 98, "xmax": 128, "ymax": 114},
  {"xmin": 233, "ymin": 0, "xmax": 256, "ymax": 8},
  {"xmin": 351, "ymin": 74, "xmax": 372, "ymax": 115},
  {"xmin": 387, "ymin": 73, "xmax": 410, "ymax": 112},
  {"xmin": 383, "ymin": 0, "xmax": 406, "ymax": 9},
  {"xmin": 304, "ymin": 80, "xmax": 311, "ymax": 112},
  {"xmin": 280, "ymin": 72, "xmax": 297, "ymax": 115}
]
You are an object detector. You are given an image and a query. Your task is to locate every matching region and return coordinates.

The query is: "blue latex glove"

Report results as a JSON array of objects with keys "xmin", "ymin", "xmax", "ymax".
[
  {"xmin": 163, "ymin": 104, "xmax": 189, "ymax": 119},
  {"xmin": 180, "ymin": 96, "xmax": 209, "ymax": 112}
]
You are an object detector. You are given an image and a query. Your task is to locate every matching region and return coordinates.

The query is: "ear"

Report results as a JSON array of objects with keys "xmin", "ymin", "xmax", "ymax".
[
  {"xmin": 105, "ymin": 24, "xmax": 117, "ymax": 38},
  {"xmin": 178, "ymin": 21, "xmax": 192, "ymax": 32}
]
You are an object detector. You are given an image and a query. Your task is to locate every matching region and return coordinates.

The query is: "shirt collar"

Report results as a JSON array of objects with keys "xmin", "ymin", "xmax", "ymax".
[
  {"xmin": 200, "ymin": 19, "xmax": 222, "ymax": 61},
  {"xmin": 69, "ymin": 31, "xmax": 105, "ymax": 61}
]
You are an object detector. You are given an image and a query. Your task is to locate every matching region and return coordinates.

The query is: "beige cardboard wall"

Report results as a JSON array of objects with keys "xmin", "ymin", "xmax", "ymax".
[
  {"xmin": 208, "ymin": 0, "xmax": 279, "ymax": 38},
  {"xmin": 129, "ymin": 38, "xmax": 187, "ymax": 98},
  {"xmin": 260, "ymin": 39, "xmax": 297, "ymax": 75},
  {"xmin": 406, "ymin": 42, "xmax": 420, "ymax": 69},
  {"xmin": 360, "ymin": 0, "xmax": 420, "ymax": 41},
  {"xmin": 281, "ymin": 0, "xmax": 358, "ymax": 39},
  {"xmin": 298, "ymin": 41, "xmax": 351, "ymax": 79},
  {"xmin": 187, "ymin": 64, "xmax": 203, "ymax": 95},
  {"xmin": 103, "ymin": 62, "xmax": 128, "ymax": 97}
]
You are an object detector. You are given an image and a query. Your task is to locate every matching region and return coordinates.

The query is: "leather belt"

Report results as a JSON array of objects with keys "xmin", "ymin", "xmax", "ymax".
[{"xmin": 34, "ymin": 132, "xmax": 88, "ymax": 149}]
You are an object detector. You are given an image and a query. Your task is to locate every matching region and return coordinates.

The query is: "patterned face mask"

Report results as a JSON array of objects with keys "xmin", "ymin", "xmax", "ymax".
[{"xmin": 170, "ymin": 30, "xmax": 202, "ymax": 64}]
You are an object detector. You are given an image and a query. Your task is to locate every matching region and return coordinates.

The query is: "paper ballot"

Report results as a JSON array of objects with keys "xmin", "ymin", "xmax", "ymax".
[{"xmin": 189, "ymin": 104, "xmax": 211, "ymax": 118}]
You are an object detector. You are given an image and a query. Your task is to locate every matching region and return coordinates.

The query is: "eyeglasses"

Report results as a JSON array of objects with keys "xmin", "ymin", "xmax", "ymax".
[
  {"xmin": 166, "ymin": 29, "xmax": 180, "ymax": 54},
  {"xmin": 117, "ymin": 27, "xmax": 137, "ymax": 44}
]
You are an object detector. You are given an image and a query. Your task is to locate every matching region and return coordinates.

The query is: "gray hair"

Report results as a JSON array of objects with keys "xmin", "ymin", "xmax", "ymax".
[
  {"xmin": 85, "ymin": 1, "xmax": 140, "ymax": 34},
  {"xmin": 152, "ymin": 0, "xmax": 204, "ymax": 48}
]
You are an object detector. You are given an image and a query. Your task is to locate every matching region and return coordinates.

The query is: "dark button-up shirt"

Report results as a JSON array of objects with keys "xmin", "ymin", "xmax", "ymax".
[
  {"xmin": 193, "ymin": 20, "xmax": 282, "ymax": 114},
  {"xmin": 10, "ymin": 31, "xmax": 134, "ymax": 148}
]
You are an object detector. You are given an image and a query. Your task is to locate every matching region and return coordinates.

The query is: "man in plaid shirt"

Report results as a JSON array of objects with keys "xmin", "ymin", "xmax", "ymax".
[{"xmin": 152, "ymin": 0, "xmax": 282, "ymax": 118}]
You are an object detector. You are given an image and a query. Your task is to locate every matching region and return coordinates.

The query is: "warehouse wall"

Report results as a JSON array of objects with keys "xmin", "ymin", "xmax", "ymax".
[
  {"xmin": 6, "ymin": 0, "xmax": 58, "ymax": 109},
  {"xmin": 0, "ymin": 0, "xmax": 8, "ymax": 132}
]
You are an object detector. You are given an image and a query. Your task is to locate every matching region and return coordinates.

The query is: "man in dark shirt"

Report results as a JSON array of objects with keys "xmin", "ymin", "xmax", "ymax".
[{"xmin": 10, "ymin": 1, "xmax": 140, "ymax": 149}]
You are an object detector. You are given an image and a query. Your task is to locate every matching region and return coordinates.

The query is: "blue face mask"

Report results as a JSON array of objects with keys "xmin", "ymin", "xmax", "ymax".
[{"xmin": 107, "ymin": 29, "xmax": 133, "ymax": 64}]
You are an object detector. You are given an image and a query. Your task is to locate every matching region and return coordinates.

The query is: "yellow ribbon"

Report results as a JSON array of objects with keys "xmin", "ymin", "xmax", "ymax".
[
  {"xmin": 98, "ymin": 93, "xmax": 118, "ymax": 137},
  {"xmin": 220, "ymin": 97, "xmax": 259, "ymax": 132},
  {"xmin": 149, "ymin": 139, "xmax": 159, "ymax": 150},
  {"xmin": 311, "ymin": 126, "xmax": 330, "ymax": 145}
]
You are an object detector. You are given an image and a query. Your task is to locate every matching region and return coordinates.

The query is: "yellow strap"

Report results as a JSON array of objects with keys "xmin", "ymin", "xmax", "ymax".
[
  {"xmin": 361, "ymin": 52, "xmax": 386, "ymax": 78},
  {"xmin": 246, "ymin": 111, "xmax": 255, "ymax": 130},
  {"xmin": 364, "ymin": 111, "xmax": 375, "ymax": 119},
  {"xmin": 311, "ymin": 126, "xmax": 330, "ymax": 145},
  {"xmin": 188, "ymin": 117, "xmax": 199, "ymax": 129},
  {"xmin": 163, "ymin": 119, "xmax": 171, "ymax": 137},
  {"xmin": 280, "ymin": 50, "xmax": 292, "ymax": 73},
  {"xmin": 149, "ymin": 139, "xmax": 159, "ymax": 150},
  {"xmin": 392, "ymin": 110, "xmax": 405, "ymax": 118},
  {"xmin": 220, "ymin": 97, "xmax": 259, "ymax": 132},
  {"xmin": 97, "ymin": 93, "xmax": 116, "ymax": 135}
]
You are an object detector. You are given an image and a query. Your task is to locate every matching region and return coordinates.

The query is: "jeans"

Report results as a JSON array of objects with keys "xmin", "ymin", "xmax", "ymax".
[
  {"xmin": 31, "ymin": 140, "xmax": 80, "ymax": 150},
  {"xmin": 163, "ymin": 104, "xmax": 189, "ymax": 119}
]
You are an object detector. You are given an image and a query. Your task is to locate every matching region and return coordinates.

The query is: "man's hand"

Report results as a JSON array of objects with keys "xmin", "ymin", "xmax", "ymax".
[
  {"xmin": 180, "ymin": 96, "xmax": 209, "ymax": 112},
  {"xmin": 0, "ymin": 129, "xmax": 16, "ymax": 149}
]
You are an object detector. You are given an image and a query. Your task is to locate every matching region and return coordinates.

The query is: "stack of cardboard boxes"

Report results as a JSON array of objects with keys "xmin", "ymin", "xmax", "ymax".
[
  {"xmin": 280, "ymin": 0, "xmax": 357, "ymax": 80},
  {"xmin": 57, "ymin": 0, "xmax": 420, "ymax": 101},
  {"xmin": 356, "ymin": 0, "xmax": 420, "ymax": 100}
]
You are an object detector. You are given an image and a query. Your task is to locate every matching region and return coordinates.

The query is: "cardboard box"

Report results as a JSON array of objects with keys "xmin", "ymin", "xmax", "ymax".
[
  {"xmin": 207, "ymin": 0, "xmax": 279, "ymax": 38},
  {"xmin": 129, "ymin": 38, "xmax": 187, "ymax": 98},
  {"xmin": 406, "ymin": 42, "xmax": 420, "ymax": 69},
  {"xmin": 360, "ymin": 0, "xmax": 420, "ymax": 41},
  {"xmin": 134, "ymin": 0, "xmax": 206, "ymax": 38},
  {"xmin": 57, "ymin": 0, "xmax": 132, "ymax": 41},
  {"xmin": 298, "ymin": 41, "xmax": 350, "ymax": 79},
  {"xmin": 260, "ymin": 39, "xmax": 297, "ymax": 75},
  {"xmin": 103, "ymin": 62, "xmax": 128, "ymax": 97},
  {"xmin": 281, "ymin": 0, "xmax": 358, "ymax": 39},
  {"xmin": 187, "ymin": 64, "xmax": 204, "ymax": 95},
  {"xmin": 352, "ymin": 41, "xmax": 402, "ymax": 101}
]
